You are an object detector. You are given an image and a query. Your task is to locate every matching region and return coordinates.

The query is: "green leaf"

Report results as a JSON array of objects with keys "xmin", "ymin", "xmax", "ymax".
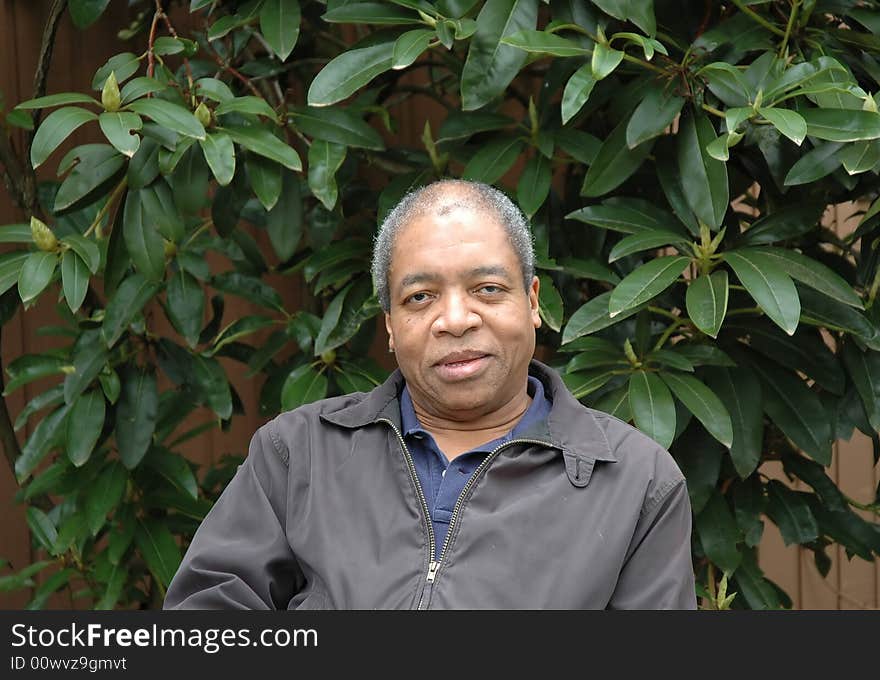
[
  {"xmin": 61, "ymin": 250, "xmax": 89, "ymax": 313},
  {"xmin": 737, "ymin": 202, "xmax": 825, "ymax": 246},
  {"xmin": 783, "ymin": 455, "xmax": 848, "ymax": 513},
  {"xmin": 674, "ymin": 344, "xmax": 735, "ymax": 368},
  {"xmin": 15, "ymin": 92, "xmax": 100, "ymax": 110},
  {"xmin": 135, "ymin": 519, "xmax": 181, "ymax": 590},
  {"xmin": 765, "ymin": 481, "xmax": 819, "ymax": 546},
  {"xmin": 191, "ymin": 354, "xmax": 233, "ymax": 420},
  {"xmin": 322, "ymin": 2, "xmax": 418, "ymax": 23},
  {"xmin": 209, "ymin": 316, "xmax": 275, "ymax": 357},
  {"xmin": 723, "ymin": 250, "xmax": 800, "ymax": 336},
  {"xmin": 141, "ymin": 180, "xmax": 184, "ymax": 243},
  {"xmin": 700, "ymin": 62, "xmax": 750, "ymax": 107},
  {"xmin": 566, "ymin": 197, "xmax": 685, "ymax": 235},
  {"xmin": 626, "ymin": 85, "xmax": 684, "ymax": 149},
  {"xmin": 686, "ymin": 270, "xmax": 728, "ymax": 338},
  {"xmin": 120, "ymin": 77, "xmax": 165, "ymax": 105},
  {"xmin": 581, "ymin": 115, "xmax": 654, "ymax": 197},
  {"xmin": 755, "ymin": 247, "xmax": 862, "ymax": 309},
  {"xmin": 260, "ymin": 0, "xmax": 301, "ymax": 61},
  {"xmin": 17, "ymin": 251, "xmax": 57, "ymax": 304},
  {"xmin": 502, "ymin": 29, "xmax": 590, "ymax": 57},
  {"xmin": 128, "ymin": 99, "xmax": 205, "ymax": 140},
  {"xmin": 393, "ymin": 29, "xmax": 435, "ymax": 69},
  {"xmin": 0, "ymin": 224, "xmax": 33, "ymax": 244},
  {"xmin": 123, "ymin": 190, "xmax": 166, "ymax": 282},
  {"xmin": 223, "ymin": 125, "xmax": 301, "ymax": 170},
  {"xmin": 54, "ymin": 144, "xmax": 125, "ymax": 213},
  {"xmin": 758, "ymin": 107, "xmax": 806, "ymax": 145},
  {"xmin": 460, "ymin": 0, "xmax": 539, "ymax": 111},
  {"xmin": 561, "ymin": 291, "xmax": 645, "ymax": 343},
  {"xmin": 215, "ymin": 96, "xmax": 279, "ymax": 121},
  {"xmin": 199, "ymin": 132, "xmax": 236, "ymax": 186},
  {"xmin": 647, "ymin": 349, "xmax": 694, "ymax": 373},
  {"xmin": 628, "ymin": 370, "xmax": 675, "ymax": 449},
  {"xmin": 677, "ymin": 111, "xmax": 728, "ymax": 229},
  {"xmin": 608, "ymin": 230, "xmax": 687, "ymax": 263},
  {"xmin": 248, "ymin": 155, "xmax": 283, "ymax": 211},
  {"xmin": 840, "ymin": 139, "xmax": 880, "ymax": 175},
  {"xmin": 800, "ymin": 108, "xmax": 880, "ymax": 142},
  {"xmin": 695, "ymin": 491, "xmax": 742, "ymax": 573},
  {"xmin": 31, "ymin": 107, "xmax": 97, "ymax": 168},
  {"xmin": 98, "ymin": 112, "xmax": 142, "ymax": 157},
  {"xmin": 172, "ymin": 144, "xmax": 209, "ymax": 214},
  {"xmin": 3, "ymin": 354, "xmax": 66, "ymax": 396},
  {"xmin": 15, "ymin": 405, "xmax": 70, "ymax": 482},
  {"xmin": 841, "ymin": 342, "xmax": 880, "ymax": 432},
  {"xmin": 116, "ymin": 367, "xmax": 158, "ymax": 469},
  {"xmin": 554, "ymin": 256, "xmax": 619, "ymax": 284},
  {"xmin": 144, "ymin": 448, "xmax": 198, "ymax": 499},
  {"xmin": 747, "ymin": 354, "xmax": 832, "ymax": 465},
  {"xmin": 281, "ymin": 364, "xmax": 329, "ymax": 410},
  {"xmin": 591, "ymin": 42, "xmax": 624, "ymax": 80},
  {"xmin": 561, "ymin": 369, "xmax": 616, "ymax": 399},
  {"xmin": 308, "ymin": 42, "xmax": 394, "ymax": 107},
  {"xmin": 308, "ymin": 139, "xmax": 347, "ymax": 210},
  {"xmin": 26, "ymin": 507, "xmax": 58, "ymax": 555},
  {"xmin": 102, "ymin": 272, "xmax": 161, "ymax": 347},
  {"xmin": 798, "ymin": 286, "xmax": 876, "ymax": 340},
  {"xmin": 0, "ymin": 560, "xmax": 53, "ymax": 592},
  {"xmin": 609, "ymin": 255, "xmax": 689, "ymax": 317},
  {"xmin": 211, "ymin": 271, "xmax": 284, "ymax": 311},
  {"xmin": 517, "ymin": 152, "xmax": 551, "ymax": 218},
  {"xmin": 267, "ymin": 170, "xmax": 304, "ymax": 261},
  {"xmin": 165, "ymin": 269, "xmax": 204, "ymax": 348},
  {"xmin": 84, "ymin": 461, "xmax": 127, "ymax": 537},
  {"xmin": 436, "ymin": 111, "xmax": 513, "ymax": 143},
  {"xmin": 660, "ymin": 371, "xmax": 732, "ymax": 447},
  {"xmin": 290, "ymin": 106, "xmax": 385, "ymax": 150},
  {"xmin": 99, "ymin": 370, "xmax": 121, "ymax": 405},
  {"xmin": 537, "ymin": 273, "xmax": 563, "ymax": 332},
  {"xmin": 314, "ymin": 279, "xmax": 375, "ymax": 355},
  {"xmin": 15, "ymin": 385, "xmax": 64, "ymax": 431},
  {"xmin": 674, "ymin": 428, "xmax": 722, "ymax": 514},
  {"xmin": 69, "ymin": 0, "xmax": 111, "ymax": 28},
  {"xmin": 62, "ymin": 234, "xmax": 100, "ymax": 274},
  {"xmin": 462, "ymin": 136, "xmax": 524, "ymax": 184},
  {"xmin": 64, "ymin": 329, "xmax": 108, "ymax": 404},
  {"xmin": 92, "ymin": 53, "xmax": 140, "ymax": 90},
  {"xmin": 561, "ymin": 64, "xmax": 596, "ymax": 126},
  {"xmin": 783, "ymin": 141, "xmax": 843, "ymax": 185},
  {"xmin": 591, "ymin": 384, "xmax": 632, "ymax": 421}
]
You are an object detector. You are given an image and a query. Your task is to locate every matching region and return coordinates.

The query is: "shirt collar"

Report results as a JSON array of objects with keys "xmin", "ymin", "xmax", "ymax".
[{"xmin": 399, "ymin": 376, "xmax": 548, "ymax": 440}]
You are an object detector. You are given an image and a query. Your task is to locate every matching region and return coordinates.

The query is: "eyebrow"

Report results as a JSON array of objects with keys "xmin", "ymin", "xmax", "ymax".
[{"xmin": 398, "ymin": 265, "xmax": 513, "ymax": 290}]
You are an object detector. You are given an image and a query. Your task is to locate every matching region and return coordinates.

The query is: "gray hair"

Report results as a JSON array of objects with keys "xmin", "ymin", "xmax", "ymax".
[{"xmin": 371, "ymin": 179, "xmax": 535, "ymax": 312}]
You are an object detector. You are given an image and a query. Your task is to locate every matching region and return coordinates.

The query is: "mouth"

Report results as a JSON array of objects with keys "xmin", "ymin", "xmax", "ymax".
[{"xmin": 433, "ymin": 351, "xmax": 491, "ymax": 380}]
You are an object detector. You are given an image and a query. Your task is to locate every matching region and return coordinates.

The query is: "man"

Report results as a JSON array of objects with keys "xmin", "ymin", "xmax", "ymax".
[{"xmin": 164, "ymin": 179, "xmax": 697, "ymax": 609}]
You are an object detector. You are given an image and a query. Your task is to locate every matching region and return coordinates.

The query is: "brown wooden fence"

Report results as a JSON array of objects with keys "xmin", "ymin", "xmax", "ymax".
[{"xmin": 1, "ymin": 2, "xmax": 877, "ymax": 609}]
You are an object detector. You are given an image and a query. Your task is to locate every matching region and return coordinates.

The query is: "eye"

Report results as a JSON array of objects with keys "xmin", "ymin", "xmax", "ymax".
[
  {"xmin": 477, "ymin": 285, "xmax": 504, "ymax": 295},
  {"xmin": 404, "ymin": 291, "xmax": 432, "ymax": 305}
]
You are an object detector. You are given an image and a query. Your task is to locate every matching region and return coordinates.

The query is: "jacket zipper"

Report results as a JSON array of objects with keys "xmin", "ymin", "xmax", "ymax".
[
  {"xmin": 380, "ymin": 416, "xmax": 548, "ymax": 609},
  {"xmin": 377, "ymin": 418, "xmax": 437, "ymax": 610}
]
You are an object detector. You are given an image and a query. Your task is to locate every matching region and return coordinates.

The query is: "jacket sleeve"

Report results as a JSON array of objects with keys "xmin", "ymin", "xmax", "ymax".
[
  {"xmin": 163, "ymin": 421, "xmax": 304, "ymax": 610},
  {"xmin": 607, "ymin": 477, "xmax": 698, "ymax": 610}
]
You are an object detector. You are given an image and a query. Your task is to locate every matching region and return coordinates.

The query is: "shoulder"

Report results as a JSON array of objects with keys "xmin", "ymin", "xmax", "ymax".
[{"xmin": 586, "ymin": 406, "xmax": 686, "ymax": 508}]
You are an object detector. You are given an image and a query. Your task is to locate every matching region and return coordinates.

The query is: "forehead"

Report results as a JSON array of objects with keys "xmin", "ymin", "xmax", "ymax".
[{"xmin": 390, "ymin": 204, "xmax": 516, "ymax": 268}]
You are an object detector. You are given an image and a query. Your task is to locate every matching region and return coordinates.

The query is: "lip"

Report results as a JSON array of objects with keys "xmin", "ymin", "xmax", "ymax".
[{"xmin": 432, "ymin": 351, "xmax": 491, "ymax": 381}]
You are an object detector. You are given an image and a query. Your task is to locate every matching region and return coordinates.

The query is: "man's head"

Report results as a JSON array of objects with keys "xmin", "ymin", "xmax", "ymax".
[{"xmin": 372, "ymin": 179, "xmax": 541, "ymax": 421}]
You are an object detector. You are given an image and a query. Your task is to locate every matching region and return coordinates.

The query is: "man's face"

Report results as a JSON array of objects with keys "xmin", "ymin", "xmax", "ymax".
[{"xmin": 384, "ymin": 201, "xmax": 541, "ymax": 421}]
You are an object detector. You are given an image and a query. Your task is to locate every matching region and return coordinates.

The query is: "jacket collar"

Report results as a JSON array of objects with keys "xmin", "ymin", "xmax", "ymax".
[{"xmin": 319, "ymin": 360, "xmax": 617, "ymax": 487}]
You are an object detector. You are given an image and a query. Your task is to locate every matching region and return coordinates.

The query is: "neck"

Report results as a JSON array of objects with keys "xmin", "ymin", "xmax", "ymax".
[{"xmin": 411, "ymin": 388, "xmax": 532, "ymax": 442}]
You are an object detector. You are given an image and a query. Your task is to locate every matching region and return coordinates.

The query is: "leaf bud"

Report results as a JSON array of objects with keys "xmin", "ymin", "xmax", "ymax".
[
  {"xmin": 30, "ymin": 216, "xmax": 58, "ymax": 252},
  {"xmin": 163, "ymin": 239, "xmax": 177, "ymax": 259},
  {"xmin": 194, "ymin": 102, "xmax": 212, "ymax": 128},
  {"xmin": 101, "ymin": 71, "xmax": 121, "ymax": 112}
]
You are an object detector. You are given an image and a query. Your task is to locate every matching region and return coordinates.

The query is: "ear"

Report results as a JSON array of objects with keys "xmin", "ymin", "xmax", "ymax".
[
  {"xmin": 529, "ymin": 276, "xmax": 541, "ymax": 329},
  {"xmin": 384, "ymin": 312, "xmax": 395, "ymax": 350}
]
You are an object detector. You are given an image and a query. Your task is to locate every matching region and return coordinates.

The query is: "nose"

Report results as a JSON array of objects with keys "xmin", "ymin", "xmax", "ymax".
[{"xmin": 431, "ymin": 290, "xmax": 481, "ymax": 337}]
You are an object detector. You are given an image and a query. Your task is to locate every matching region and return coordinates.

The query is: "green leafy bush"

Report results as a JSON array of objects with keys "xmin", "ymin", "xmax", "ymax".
[{"xmin": 1, "ymin": 0, "xmax": 879, "ymax": 609}]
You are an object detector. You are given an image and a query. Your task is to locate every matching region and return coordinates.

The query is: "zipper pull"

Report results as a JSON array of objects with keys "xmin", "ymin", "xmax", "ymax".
[{"xmin": 426, "ymin": 560, "xmax": 440, "ymax": 583}]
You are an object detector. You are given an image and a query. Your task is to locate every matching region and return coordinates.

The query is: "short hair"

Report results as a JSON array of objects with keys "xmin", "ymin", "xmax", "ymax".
[{"xmin": 371, "ymin": 179, "xmax": 535, "ymax": 312}]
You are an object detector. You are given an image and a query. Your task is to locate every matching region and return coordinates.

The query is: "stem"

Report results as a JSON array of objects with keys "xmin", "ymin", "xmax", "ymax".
[
  {"xmin": 157, "ymin": 1, "xmax": 195, "ymax": 104},
  {"xmin": 147, "ymin": 8, "xmax": 161, "ymax": 78},
  {"xmin": 726, "ymin": 306, "xmax": 763, "ymax": 317},
  {"xmin": 730, "ymin": 0, "xmax": 787, "ymax": 37},
  {"xmin": 84, "ymin": 177, "xmax": 127, "ymax": 238},
  {"xmin": 701, "ymin": 103, "xmax": 726, "ymax": 119},
  {"xmin": 653, "ymin": 318, "xmax": 687, "ymax": 351},
  {"xmin": 621, "ymin": 52, "xmax": 666, "ymax": 76},
  {"xmin": 647, "ymin": 305, "xmax": 680, "ymax": 321},
  {"xmin": 779, "ymin": 0, "xmax": 801, "ymax": 57}
]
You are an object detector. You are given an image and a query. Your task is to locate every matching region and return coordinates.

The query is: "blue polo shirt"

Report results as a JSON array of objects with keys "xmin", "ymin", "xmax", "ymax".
[{"xmin": 399, "ymin": 376, "xmax": 552, "ymax": 555}]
